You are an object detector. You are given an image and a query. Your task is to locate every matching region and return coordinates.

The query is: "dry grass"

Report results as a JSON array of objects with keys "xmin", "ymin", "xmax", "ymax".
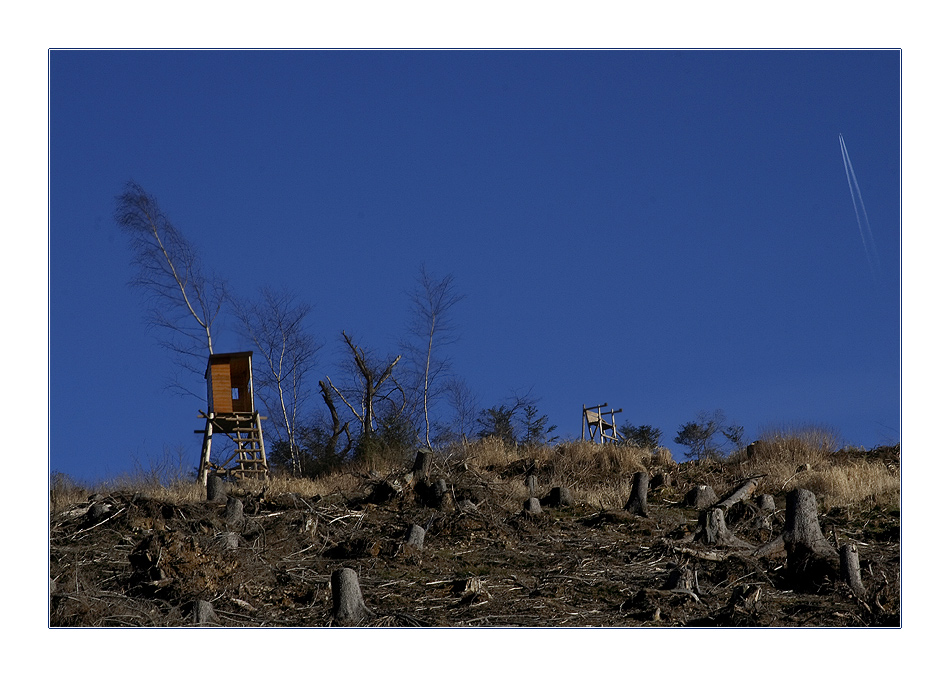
[
  {"xmin": 51, "ymin": 427, "xmax": 899, "ymax": 518},
  {"xmin": 440, "ymin": 438, "xmax": 658, "ymax": 511},
  {"xmin": 796, "ymin": 461, "xmax": 900, "ymax": 508},
  {"xmin": 750, "ymin": 424, "xmax": 840, "ymax": 466},
  {"xmin": 651, "ymin": 446, "xmax": 676, "ymax": 468},
  {"xmin": 730, "ymin": 425, "xmax": 899, "ymax": 509},
  {"xmin": 455, "ymin": 438, "xmax": 653, "ymax": 483}
]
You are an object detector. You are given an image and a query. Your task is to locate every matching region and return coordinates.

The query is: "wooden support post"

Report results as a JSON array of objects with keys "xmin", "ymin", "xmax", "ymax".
[{"xmin": 198, "ymin": 417, "xmax": 214, "ymax": 487}]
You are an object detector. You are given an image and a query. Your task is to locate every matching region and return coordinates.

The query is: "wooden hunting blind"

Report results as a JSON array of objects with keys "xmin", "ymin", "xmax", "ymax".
[
  {"xmin": 207, "ymin": 351, "xmax": 254, "ymax": 413},
  {"xmin": 582, "ymin": 403, "xmax": 623, "ymax": 444},
  {"xmin": 197, "ymin": 351, "xmax": 268, "ymax": 485}
]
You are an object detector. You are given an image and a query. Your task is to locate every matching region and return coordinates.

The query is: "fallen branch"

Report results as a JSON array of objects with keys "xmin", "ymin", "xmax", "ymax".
[{"xmin": 669, "ymin": 543, "xmax": 729, "ymax": 562}]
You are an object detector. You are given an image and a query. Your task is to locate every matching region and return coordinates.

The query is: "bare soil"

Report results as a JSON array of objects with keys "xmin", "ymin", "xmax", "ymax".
[{"xmin": 49, "ymin": 451, "xmax": 900, "ymax": 627}]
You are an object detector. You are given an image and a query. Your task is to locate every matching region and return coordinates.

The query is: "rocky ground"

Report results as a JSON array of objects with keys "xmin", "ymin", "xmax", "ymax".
[{"xmin": 49, "ymin": 446, "xmax": 900, "ymax": 628}]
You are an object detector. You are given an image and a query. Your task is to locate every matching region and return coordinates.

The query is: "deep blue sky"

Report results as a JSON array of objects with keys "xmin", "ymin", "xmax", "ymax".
[{"xmin": 50, "ymin": 50, "xmax": 900, "ymax": 482}]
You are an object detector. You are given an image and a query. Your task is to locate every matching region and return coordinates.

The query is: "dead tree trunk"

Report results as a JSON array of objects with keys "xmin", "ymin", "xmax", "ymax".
[
  {"xmin": 840, "ymin": 543, "xmax": 867, "ymax": 599},
  {"xmin": 753, "ymin": 488, "xmax": 836, "ymax": 562},
  {"xmin": 319, "ymin": 380, "xmax": 352, "ymax": 457},
  {"xmin": 624, "ymin": 471, "xmax": 650, "ymax": 517},
  {"xmin": 331, "ymin": 568, "xmax": 372, "ymax": 626},
  {"xmin": 341, "ymin": 331, "xmax": 401, "ymax": 437}
]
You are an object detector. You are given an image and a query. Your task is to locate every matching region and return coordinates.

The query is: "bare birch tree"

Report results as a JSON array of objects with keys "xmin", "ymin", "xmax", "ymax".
[
  {"xmin": 231, "ymin": 287, "xmax": 320, "ymax": 475},
  {"xmin": 404, "ymin": 265, "xmax": 463, "ymax": 449},
  {"xmin": 114, "ymin": 181, "xmax": 226, "ymax": 395}
]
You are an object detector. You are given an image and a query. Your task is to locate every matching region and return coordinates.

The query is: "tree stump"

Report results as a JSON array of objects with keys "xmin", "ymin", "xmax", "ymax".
[
  {"xmin": 782, "ymin": 488, "xmax": 838, "ymax": 588},
  {"xmin": 225, "ymin": 497, "xmax": 245, "ymax": 527},
  {"xmin": 840, "ymin": 543, "xmax": 867, "ymax": 599},
  {"xmin": 331, "ymin": 568, "xmax": 372, "ymax": 626},
  {"xmin": 624, "ymin": 472, "xmax": 650, "ymax": 517},
  {"xmin": 685, "ymin": 485, "xmax": 718, "ymax": 509},
  {"xmin": 192, "ymin": 599, "xmax": 220, "ymax": 626},
  {"xmin": 429, "ymin": 478, "xmax": 453, "ymax": 511},
  {"xmin": 694, "ymin": 508, "xmax": 750, "ymax": 547},
  {"xmin": 206, "ymin": 475, "xmax": 228, "ymax": 503},
  {"xmin": 753, "ymin": 494, "xmax": 776, "ymax": 530},
  {"xmin": 525, "ymin": 474, "xmax": 538, "ymax": 497},
  {"xmin": 404, "ymin": 524, "xmax": 427, "ymax": 551},
  {"xmin": 542, "ymin": 486, "xmax": 573, "ymax": 507},
  {"xmin": 650, "ymin": 472, "xmax": 670, "ymax": 490},
  {"xmin": 524, "ymin": 497, "xmax": 543, "ymax": 515},
  {"xmin": 411, "ymin": 450, "xmax": 432, "ymax": 483},
  {"xmin": 784, "ymin": 488, "xmax": 836, "ymax": 556}
]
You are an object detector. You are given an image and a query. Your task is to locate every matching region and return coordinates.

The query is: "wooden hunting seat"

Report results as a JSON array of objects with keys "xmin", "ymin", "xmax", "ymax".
[{"xmin": 582, "ymin": 403, "xmax": 623, "ymax": 444}]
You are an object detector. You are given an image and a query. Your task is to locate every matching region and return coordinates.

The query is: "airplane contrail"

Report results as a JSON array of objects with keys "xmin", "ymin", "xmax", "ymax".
[{"xmin": 839, "ymin": 134, "xmax": 881, "ymax": 277}]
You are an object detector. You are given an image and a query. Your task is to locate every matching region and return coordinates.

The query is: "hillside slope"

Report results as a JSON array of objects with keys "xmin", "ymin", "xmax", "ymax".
[{"xmin": 49, "ymin": 439, "xmax": 900, "ymax": 627}]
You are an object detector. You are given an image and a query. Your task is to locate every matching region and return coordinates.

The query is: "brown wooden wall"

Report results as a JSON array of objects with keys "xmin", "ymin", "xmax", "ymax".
[{"xmin": 206, "ymin": 353, "xmax": 254, "ymax": 413}]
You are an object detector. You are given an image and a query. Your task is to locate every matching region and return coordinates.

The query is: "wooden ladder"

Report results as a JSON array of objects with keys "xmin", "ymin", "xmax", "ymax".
[
  {"xmin": 223, "ymin": 412, "xmax": 268, "ymax": 479},
  {"xmin": 198, "ymin": 411, "xmax": 269, "ymax": 482}
]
